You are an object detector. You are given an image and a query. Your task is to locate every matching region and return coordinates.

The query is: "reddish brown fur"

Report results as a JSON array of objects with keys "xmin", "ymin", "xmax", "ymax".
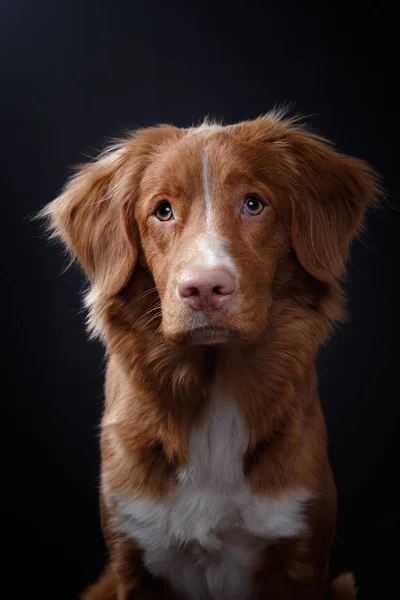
[{"xmin": 42, "ymin": 113, "xmax": 378, "ymax": 599}]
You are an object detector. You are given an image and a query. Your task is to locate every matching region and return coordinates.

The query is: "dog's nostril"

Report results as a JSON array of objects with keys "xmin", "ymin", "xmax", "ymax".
[
  {"xmin": 213, "ymin": 286, "xmax": 222, "ymax": 295},
  {"xmin": 190, "ymin": 287, "xmax": 199, "ymax": 296}
]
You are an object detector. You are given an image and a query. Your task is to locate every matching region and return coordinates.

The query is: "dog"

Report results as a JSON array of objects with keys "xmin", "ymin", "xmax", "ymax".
[{"xmin": 42, "ymin": 112, "xmax": 379, "ymax": 599}]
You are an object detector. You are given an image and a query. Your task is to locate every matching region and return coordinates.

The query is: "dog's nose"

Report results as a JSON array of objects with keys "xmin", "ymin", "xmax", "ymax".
[{"xmin": 178, "ymin": 268, "xmax": 235, "ymax": 312}]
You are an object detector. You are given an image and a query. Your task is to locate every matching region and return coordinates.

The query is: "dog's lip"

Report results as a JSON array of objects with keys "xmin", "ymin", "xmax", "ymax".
[{"xmin": 180, "ymin": 326, "xmax": 239, "ymax": 346}]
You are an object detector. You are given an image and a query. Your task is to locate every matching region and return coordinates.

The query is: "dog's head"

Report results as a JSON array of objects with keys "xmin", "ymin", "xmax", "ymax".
[{"xmin": 43, "ymin": 114, "xmax": 378, "ymax": 346}]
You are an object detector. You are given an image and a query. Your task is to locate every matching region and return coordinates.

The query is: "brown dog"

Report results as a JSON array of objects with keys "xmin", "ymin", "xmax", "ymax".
[{"xmin": 42, "ymin": 113, "xmax": 379, "ymax": 599}]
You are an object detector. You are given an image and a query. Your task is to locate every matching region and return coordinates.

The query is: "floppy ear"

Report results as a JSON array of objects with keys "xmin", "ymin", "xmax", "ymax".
[
  {"xmin": 289, "ymin": 132, "xmax": 379, "ymax": 284},
  {"xmin": 42, "ymin": 141, "xmax": 137, "ymax": 300}
]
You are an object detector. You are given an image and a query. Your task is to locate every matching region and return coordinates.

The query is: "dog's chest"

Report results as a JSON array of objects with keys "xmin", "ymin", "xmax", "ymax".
[{"xmin": 112, "ymin": 396, "xmax": 310, "ymax": 600}]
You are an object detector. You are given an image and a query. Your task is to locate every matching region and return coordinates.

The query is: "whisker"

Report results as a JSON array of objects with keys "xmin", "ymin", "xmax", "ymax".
[
  {"xmin": 137, "ymin": 311, "xmax": 163, "ymax": 332},
  {"xmin": 130, "ymin": 302, "xmax": 162, "ymax": 332},
  {"xmin": 134, "ymin": 287, "xmax": 158, "ymax": 304}
]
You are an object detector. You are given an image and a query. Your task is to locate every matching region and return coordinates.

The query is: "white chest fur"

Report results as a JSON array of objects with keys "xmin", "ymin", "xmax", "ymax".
[{"xmin": 109, "ymin": 394, "xmax": 312, "ymax": 600}]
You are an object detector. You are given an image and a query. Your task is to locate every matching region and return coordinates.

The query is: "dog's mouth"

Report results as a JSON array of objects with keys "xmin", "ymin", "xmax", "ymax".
[{"xmin": 176, "ymin": 326, "xmax": 240, "ymax": 346}]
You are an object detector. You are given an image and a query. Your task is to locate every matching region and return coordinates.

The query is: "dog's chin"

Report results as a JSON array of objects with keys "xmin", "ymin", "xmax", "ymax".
[{"xmin": 165, "ymin": 326, "xmax": 242, "ymax": 347}]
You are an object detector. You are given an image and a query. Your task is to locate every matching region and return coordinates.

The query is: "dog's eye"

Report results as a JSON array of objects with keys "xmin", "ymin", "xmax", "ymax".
[
  {"xmin": 155, "ymin": 201, "xmax": 173, "ymax": 221},
  {"xmin": 243, "ymin": 195, "xmax": 264, "ymax": 216}
]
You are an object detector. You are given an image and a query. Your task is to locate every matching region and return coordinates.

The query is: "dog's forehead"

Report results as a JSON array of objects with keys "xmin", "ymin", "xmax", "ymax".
[{"xmin": 141, "ymin": 126, "xmax": 244, "ymax": 196}]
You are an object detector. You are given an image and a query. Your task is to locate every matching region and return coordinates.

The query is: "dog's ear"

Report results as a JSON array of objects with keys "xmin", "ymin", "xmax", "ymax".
[
  {"xmin": 42, "ymin": 125, "xmax": 184, "ymax": 303},
  {"xmin": 42, "ymin": 141, "xmax": 138, "ymax": 300},
  {"xmin": 289, "ymin": 132, "xmax": 379, "ymax": 284},
  {"xmin": 232, "ymin": 113, "xmax": 380, "ymax": 285}
]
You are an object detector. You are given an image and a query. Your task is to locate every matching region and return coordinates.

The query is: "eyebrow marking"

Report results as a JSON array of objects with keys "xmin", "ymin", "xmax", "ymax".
[{"xmin": 201, "ymin": 150, "xmax": 211, "ymax": 226}]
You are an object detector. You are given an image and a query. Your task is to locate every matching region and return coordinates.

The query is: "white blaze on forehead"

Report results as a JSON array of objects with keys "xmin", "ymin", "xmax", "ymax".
[
  {"xmin": 201, "ymin": 150, "xmax": 212, "ymax": 226},
  {"xmin": 196, "ymin": 149, "xmax": 237, "ymax": 276}
]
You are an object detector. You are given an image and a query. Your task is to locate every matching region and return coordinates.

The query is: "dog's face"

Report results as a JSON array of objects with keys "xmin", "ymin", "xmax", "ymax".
[
  {"xmin": 44, "ymin": 115, "xmax": 377, "ymax": 346},
  {"xmin": 134, "ymin": 127, "xmax": 290, "ymax": 344}
]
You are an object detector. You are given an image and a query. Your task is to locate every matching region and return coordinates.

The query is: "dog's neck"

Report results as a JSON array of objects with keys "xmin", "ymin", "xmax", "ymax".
[
  {"xmin": 103, "ymin": 324, "xmax": 323, "ymax": 497},
  {"xmin": 106, "ymin": 293, "xmax": 322, "ymax": 435}
]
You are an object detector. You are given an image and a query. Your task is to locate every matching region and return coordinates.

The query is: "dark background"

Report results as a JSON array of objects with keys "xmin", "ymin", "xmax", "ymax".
[{"xmin": 1, "ymin": 1, "xmax": 398, "ymax": 598}]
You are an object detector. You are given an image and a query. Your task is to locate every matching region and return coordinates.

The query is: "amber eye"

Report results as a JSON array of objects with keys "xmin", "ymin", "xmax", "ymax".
[
  {"xmin": 243, "ymin": 195, "xmax": 264, "ymax": 216},
  {"xmin": 155, "ymin": 201, "xmax": 173, "ymax": 221}
]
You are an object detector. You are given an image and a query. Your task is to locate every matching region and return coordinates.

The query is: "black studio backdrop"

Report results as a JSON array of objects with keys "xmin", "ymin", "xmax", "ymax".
[{"xmin": 1, "ymin": 1, "xmax": 399, "ymax": 598}]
